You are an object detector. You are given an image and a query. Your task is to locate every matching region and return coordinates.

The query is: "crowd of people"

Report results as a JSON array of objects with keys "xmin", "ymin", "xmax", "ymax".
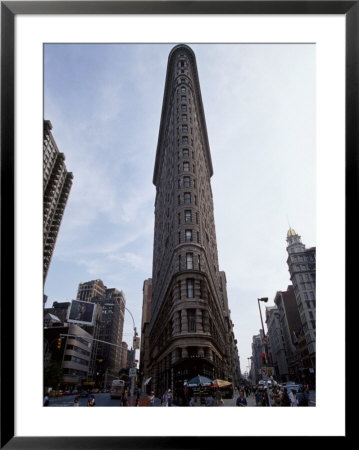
[{"xmin": 251, "ymin": 384, "xmax": 311, "ymax": 407}]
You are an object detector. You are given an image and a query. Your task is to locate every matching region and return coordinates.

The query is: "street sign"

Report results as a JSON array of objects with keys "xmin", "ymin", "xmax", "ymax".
[
  {"xmin": 262, "ymin": 338, "xmax": 269, "ymax": 345},
  {"xmin": 129, "ymin": 367, "xmax": 137, "ymax": 377}
]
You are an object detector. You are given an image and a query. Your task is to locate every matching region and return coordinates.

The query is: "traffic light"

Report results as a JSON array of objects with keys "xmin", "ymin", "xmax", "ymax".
[
  {"xmin": 57, "ymin": 338, "xmax": 62, "ymax": 349},
  {"xmin": 261, "ymin": 353, "xmax": 266, "ymax": 366}
]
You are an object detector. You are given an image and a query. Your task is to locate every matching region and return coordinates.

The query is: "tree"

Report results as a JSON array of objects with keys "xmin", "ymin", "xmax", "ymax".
[{"xmin": 44, "ymin": 361, "xmax": 63, "ymax": 389}]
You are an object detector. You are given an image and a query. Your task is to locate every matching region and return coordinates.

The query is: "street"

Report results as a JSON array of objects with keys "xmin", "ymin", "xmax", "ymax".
[{"xmin": 48, "ymin": 390, "xmax": 315, "ymax": 407}]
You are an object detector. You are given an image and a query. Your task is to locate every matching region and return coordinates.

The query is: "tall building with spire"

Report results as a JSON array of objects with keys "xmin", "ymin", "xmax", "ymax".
[
  {"xmin": 286, "ymin": 228, "xmax": 316, "ymax": 384},
  {"xmin": 43, "ymin": 120, "xmax": 73, "ymax": 283},
  {"xmin": 147, "ymin": 44, "xmax": 237, "ymax": 401}
]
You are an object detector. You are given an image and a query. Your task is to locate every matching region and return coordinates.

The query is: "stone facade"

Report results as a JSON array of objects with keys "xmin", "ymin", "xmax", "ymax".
[
  {"xmin": 147, "ymin": 45, "xmax": 234, "ymax": 401},
  {"xmin": 286, "ymin": 228, "xmax": 316, "ymax": 383}
]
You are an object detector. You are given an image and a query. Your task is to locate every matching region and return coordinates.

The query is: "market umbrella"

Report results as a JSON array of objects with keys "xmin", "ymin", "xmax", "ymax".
[
  {"xmin": 210, "ymin": 379, "xmax": 232, "ymax": 388},
  {"xmin": 186, "ymin": 375, "xmax": 213, "ymax": 387}
]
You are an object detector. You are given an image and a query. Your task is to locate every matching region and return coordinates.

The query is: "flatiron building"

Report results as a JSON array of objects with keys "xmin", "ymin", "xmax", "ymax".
[{"xmin": 147, "ymin": 44, "xmax": 237, "ymax": 402}]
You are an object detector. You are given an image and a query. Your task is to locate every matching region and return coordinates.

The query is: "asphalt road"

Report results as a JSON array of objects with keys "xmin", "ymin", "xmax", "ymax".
[{"xmin": 47, "ymin": 390, "xmax": 315, "ymax": 407}]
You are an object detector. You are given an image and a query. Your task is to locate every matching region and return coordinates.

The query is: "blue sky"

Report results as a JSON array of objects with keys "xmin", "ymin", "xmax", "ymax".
[{"xmin": 44, "ymin": 43, "xmax": 316, "ymax": 373}]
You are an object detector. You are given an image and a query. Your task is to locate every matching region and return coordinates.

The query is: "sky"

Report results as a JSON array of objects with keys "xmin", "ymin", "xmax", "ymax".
[{"xmin": 44, "ymin": 43, "xmax": 316, "ymax": 374}]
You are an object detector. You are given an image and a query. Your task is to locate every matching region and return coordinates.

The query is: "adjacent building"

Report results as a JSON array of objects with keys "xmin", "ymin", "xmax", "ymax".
[
  {"xmin": 273, "ymin": 285, "xmax": 302, "ymax": 382},
  {"xmin": 43, "ymin": 120, "xmax": 73, "ymax": 282},
  {"xmin": 76, "ymin": 280, "xmax": 126, "ymax": 384},
  {"xmin": 145, "ymin": 44, "xmax": 238, "ymax": 402},
  {"xmin": 286, "ymin": 228, "xmax": 316, "ymax": 385}
]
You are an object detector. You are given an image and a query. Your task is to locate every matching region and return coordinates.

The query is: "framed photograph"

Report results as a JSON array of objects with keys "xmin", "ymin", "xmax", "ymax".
[{"xmin": 1, "ymin": 1, "xmax": 354, "ymax": 447}]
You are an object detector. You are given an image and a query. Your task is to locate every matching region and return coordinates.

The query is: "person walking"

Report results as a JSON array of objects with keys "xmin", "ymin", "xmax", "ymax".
[
  {"xmin": 167, "ymin": 389, "xmax": 173, "ymax": 406},
  {"xmin": 43, "ymin": 393, "xmax": 49, "ymax": 406},
  {"xmin": 149, "ymin": 391, "xmax": 155, "ymax": 406},
  {"xmin": 281, "ymin": 387, "xmax": 291, "ymax": 406},
  {"xmin": 271, "ymin": 387, "xmax": 281, "ymax": 406},
  {"xmin": 289, "ymin": 388, "xmax": 298, "ymax": 407},
  {"xmin": 302, "ymin": 384, "xmax": 311, "ymax": 406},
  {"xmin": 261, "ymin": 388, "xmax": 270, "ymax": 406},
  {"xmin": 236, "ymin": 390, "xmax": 247, "ymax": 407},
  {"xmin": 121, "ymin": 390, "xmax": 128, "ymax": 407},
  {"xmin": 205, "ymin": 394, "xmax": 214, "ymax": 406},
  {"xmin": 214, "ymin": 388, "xmax": 222, "ymax": 406},
  {"xmin": 87, "ymin": 394, "xmax": 95, "ymax": 406},
  {"xmin": 74, "ymin": 396, "xmax": 80, "ymax": 406},
  {"xmin": 254, "ymin": 388, "xmax": 262, "ymax": 406},
  {"xmin": 162, "ymin": 390, "xmax": 169, "ymax": 406}
]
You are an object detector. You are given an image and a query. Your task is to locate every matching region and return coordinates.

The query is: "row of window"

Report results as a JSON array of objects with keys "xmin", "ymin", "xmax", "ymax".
[
  {"xmin": 66, "ymin": 344, "xmax": 90, "ymax": 357},
  {"xmin": 64, "ymin": 354, "xmax": 89, "ymax": 366}
]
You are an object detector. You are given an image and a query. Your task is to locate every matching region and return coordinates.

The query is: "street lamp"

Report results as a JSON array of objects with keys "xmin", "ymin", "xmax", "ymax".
[
  {"xmin": 257, "ymin": 297, "xmax": 272, "ymax": 407},
  {"xmin": 125, "ymin": 306, "xmax": 138, "ymax": 406},
  {"xmin": 257, "ymin": 297, "xmax": 270, "ymax": 368}
]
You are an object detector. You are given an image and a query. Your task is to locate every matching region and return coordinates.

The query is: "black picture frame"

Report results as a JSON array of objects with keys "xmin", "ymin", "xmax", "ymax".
[{"xmin": 1, "ymin": 1, "xmax": 354, "ymax": 447}]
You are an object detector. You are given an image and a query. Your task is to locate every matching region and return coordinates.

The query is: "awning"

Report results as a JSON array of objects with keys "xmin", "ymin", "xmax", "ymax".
[{"xmin": 144, "ymin": 377, "xmax": 152, "ymax": 385}]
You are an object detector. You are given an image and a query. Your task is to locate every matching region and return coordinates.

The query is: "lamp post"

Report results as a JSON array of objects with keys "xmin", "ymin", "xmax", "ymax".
[
  {"xmin": 257, "ymin": 297, "xmax": 269, "ymax": 369},
  {"xmin": 125, "ymin": 306, "xmax": 138, "ymax": 406},
  {"xmin": 257, "ymin": 297, "xmax": 272, "ymax": 406}
]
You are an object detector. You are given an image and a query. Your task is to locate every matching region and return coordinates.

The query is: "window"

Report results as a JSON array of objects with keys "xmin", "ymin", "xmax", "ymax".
[
  {"xmin": 185, "ymin": 230, "xmax": 193, "ymax": 242},
  {"xmin": 187, "ymin": 280, "xmax": 194, "ymax": 298},
  {"xmin": 184, "ymin": 192, "xmax": 191, "ymax": 204},
  {"xmin": 182, "ymin": 114, "xmax": 187, "ymax": 122},
  {"xmin": 178, "ymin": 195, "xmax": 181, "ymax": 205},
  {"xmin": 186, "ymin": 253, "xmax": 193, "ymax": 269},
  {"xmin": 178, "ymin": 232, "xmax": 181, "ymax": 244},
  {"xmin": 181, "ymin": 105, "xmax": 187, "ymax": 112},
  {"xmin": 178, "ymin": 255, "xmax": 181, "ymax": 270},
  {"xmin": 188, "ymin": 309, "xmax": 196, "ymax": 331},
  {"xmin": 183, "ymin": 162, "xmax": 190, "ymax": 172},
  {"xmin": 181, "ymin": 87, "xmax": 186, "ymax": 93},
  {"xmin": 183, "ymin": 176, "xmax": 190, "ymax": 188},
  {"xmin": 185, "ymin": 210, "xmax": 192, "ymax": 222},
  {"xmin": 183, "ymin": 149, "xmax": 189, "ymax": 158},
  {"xmin": 182, "ymin": 136, "xmax": 188, "ymax": 144},
  {"xmin": 182, "ymin": 125, "xmax": 188, "ymax": 132},
  {"xmin": 181, "ymin": 96, "xmax": 186, "ymax": 102}
]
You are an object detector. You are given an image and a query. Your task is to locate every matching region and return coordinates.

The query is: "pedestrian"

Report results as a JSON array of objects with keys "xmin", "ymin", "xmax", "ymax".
[
  {"xmin": 43, "ymin": 393, "xmax": 49, "ymax": 406},
  {"xmin": 149, "ymin": 391, "xmax": 155, "ymax": 406},
  {"xmin": 261, "ymin": 388, "xmax": 269, "ymax": 406},
  {"xmin": 162, "ymin": 390, "xmax": 169, "ymax": 406},
  {"xmin": 301, "ymin": 385, "xmax": 310, "ymax": 406},
  {"xmin": 281, "ymin": 387, "xmax": 291, "ymax": 406},
  {"xmin": 74, "ymin": 396, "xmax": 80, "ymax": 406},
  {"xmin": 87, "ymin": 394, "xmax": 95, "ymax": 406},
  {"xmin": 137, "ymin": 386, "xmax": 142, "ymax": 400},
  {"xmin": 167, "ymin": 389, "xmax": 173, "ymax": 406},
  {"xmin": 214, "ymin": 388, "xmax": 222, "ymax": 406},
  {"xmin": 121, "ymin": 390, "xmax": 128, "ymax": 406},
  {"xmin": 289, "ymin": 388, "xmax": 298, "ymax": 407},
  {"xmin": 254, "ymin": 388, "xmax": 262, "ymax": 406},
  {"xmin": 236, "ymin": 390, "xmax": 247, "ymax": 407},
  {"xmin": 189, "ymin": 396, "xmax": 195, "ymax": 406},
  {"xmin": 271, "ymin": 387, "xmax": 281, "ymax": 406},
  {"xmin": 205, "ymin": 394, "xmax": 214, "ymax": 406}
]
